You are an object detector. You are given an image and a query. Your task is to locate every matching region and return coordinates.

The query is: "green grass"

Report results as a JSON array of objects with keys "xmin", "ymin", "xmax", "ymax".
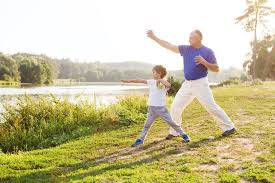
[{"xmin": 0, "ymin": 82, "xmax": 275, "ymax": 182}]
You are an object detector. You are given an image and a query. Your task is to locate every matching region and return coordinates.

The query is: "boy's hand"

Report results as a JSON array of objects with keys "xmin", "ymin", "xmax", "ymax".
[{"xmin": 121, "ymin": 80, "xmax": 129, "ymax": 83}]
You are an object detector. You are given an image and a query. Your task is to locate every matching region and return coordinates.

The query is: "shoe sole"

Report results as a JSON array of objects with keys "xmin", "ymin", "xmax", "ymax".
[
  {"xmin": 165, "ymin": 135, "xmax": 177, "ymax": 140},
  {"xmin": 222, "ymin": 130, "xmax": 236, "ymax": 137}
]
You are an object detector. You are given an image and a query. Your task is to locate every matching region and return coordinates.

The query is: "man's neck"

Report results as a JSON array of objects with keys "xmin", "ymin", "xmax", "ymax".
[{"xmin": 191, "ymin": 43, "xmax": 203, "ymax": 49}]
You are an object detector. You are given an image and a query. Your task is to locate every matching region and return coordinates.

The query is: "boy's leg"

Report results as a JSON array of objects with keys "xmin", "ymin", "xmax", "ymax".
[
  {"xmin": 157, "ymin": 106, "xmax": 186, "ymax": 136},
  {"xmin": 169, "ymin": 82, "xmax": 195, "ymax": 136},
  {"xmin": 139, "ymin": 107, "xmax": 157, "ymax": 141}
]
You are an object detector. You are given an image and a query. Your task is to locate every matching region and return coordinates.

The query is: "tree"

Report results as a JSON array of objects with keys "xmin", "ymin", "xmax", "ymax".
[
  {"xmin": 18, "ymin": 58, "xmax": 53, "ymax": 84},
  {"xmin": 235, "ymin": 0, "xmax": 275, "ymax": 78},
  {"xmin": 244, "ymin": 34, "xmax": 275, "ymax": 80},
  {"xmin": 85, "ymin": 70, "xmax": 99, "ymax": 82},
  {"xmin": 0, "ymin": 53, "xmax": 20, "ymax": 81}
]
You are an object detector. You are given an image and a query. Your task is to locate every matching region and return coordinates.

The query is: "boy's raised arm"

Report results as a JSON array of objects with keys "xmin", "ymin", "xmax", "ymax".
[
  {"xmin": 121, "ymin": 79, "xmax": 147, "ymax": 84},
  {"xmin": 158, "ymin": 79, "xmax": 171, "ymax": 88}
]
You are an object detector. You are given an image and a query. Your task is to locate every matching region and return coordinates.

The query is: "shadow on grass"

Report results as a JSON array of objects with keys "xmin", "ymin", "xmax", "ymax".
[{"xmin": 3, "ymin": 135, "xmax": 226, "ymax": 182}]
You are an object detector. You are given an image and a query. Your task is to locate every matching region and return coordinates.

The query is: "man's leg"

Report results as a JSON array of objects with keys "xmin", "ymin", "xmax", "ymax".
[
  {"xmin": 195, "ymin": 83, "xmax": 235, "ymax": 132},
  {"xmin": 139, "ymin": 107, "xmax": 157, "ymax": 141},
  {"xmin": 169, "ymin": 82, "xmax": 195, "ymax": 136}
]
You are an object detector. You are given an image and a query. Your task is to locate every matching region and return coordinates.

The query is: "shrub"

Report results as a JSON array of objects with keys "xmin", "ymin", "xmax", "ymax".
[
  {"xmin": 0, "ymin": 95, "xmax": 147, "ymax": 153},
  {"xmin": 167, "ymin": 76, "xmax": 183, "ymax": 96},
  {"xmin": 216, "ymin": 77, "xmax": 241, "ymax": 87}
]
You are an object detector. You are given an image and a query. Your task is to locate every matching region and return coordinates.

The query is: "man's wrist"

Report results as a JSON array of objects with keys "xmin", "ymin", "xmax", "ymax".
[
  {"xmin": 151, "ymin": 36, "xmax": 158, "ymax": 41},
  {"xmin": 203, "ymin": 60, "xmax": 209, "ymax": 67}
]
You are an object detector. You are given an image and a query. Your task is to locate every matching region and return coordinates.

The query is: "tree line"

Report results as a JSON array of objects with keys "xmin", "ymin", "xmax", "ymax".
[{"xmin": 0, "ymin": 53, "xmax": 154, "ymax": 84}]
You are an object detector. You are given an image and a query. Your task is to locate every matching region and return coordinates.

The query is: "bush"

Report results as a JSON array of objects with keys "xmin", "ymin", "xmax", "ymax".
[
  {"xmin": 111, "ymin": 96, "xmax": 147, "ymax": 126},
  {"xmin": 251, "ymin": 79, "xmax": 263, "ymax": 85},
  {"xmin": 216, "ymin": 77, "xmax": 241, "ymax": 87},
  {"xmin": 167, "ymin": 76, "xmax": 183, "ymax": 96},
  {"xmin": 0, "ymin": 95, "xmax": 147, "ymax": 153}
]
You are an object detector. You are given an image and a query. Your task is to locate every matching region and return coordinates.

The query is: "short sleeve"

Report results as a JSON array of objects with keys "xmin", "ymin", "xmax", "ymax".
[
  {"xmin": 207, "ymin": 48, "xmax": 217, "ymax": 64},
  {"xmin": 178, "ymin": 45, "xmax": 189, "ymax": 56},
  {"xmin": 146, "ymin": 79, "xmax": 155, "ymax": 86}
]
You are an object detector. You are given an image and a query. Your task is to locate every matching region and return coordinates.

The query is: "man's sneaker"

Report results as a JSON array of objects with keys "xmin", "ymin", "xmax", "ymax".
[
  {"xmin": 222, "ymin": 128, "xmax": 236, "ymax": 137},
  {"xmin": 181, "ymin": 134, "xmax": 191, "ymax": 143},
  {"xmin": 165, "ymin": 134, "xmax": 177, "ymax": 140},
  {"xmin": 131, "ymin": 139, "xmax": 143, "ymax": 147}
]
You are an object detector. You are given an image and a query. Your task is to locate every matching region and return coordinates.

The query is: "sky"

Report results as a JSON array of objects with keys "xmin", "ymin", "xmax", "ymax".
[{"xmin": 1, "ymin": 0, "xmax": 274, "ymax": 70}]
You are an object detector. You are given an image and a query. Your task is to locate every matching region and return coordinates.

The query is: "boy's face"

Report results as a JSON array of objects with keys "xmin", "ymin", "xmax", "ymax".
[{"xmin": 152, "ymin": 69, "xmax": 161, "ymax": 79}]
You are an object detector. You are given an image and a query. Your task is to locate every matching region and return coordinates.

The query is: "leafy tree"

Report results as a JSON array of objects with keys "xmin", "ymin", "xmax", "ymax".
[
  {"xmin": 235, "ymin": 0, "xmax": 275, "ymax": 78},
  {"xmin": 244, "ymin": 34, "xmax": 275, "ymax": 80},
  {"xmin": 0, "ymin": 53, "xmax": 20, "ymax": 81}
]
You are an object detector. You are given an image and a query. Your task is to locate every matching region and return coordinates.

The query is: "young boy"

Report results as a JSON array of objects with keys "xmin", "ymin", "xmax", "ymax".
[{"xmin": 121, "ymin": 65, "xmax": 190, "ymax": 147}]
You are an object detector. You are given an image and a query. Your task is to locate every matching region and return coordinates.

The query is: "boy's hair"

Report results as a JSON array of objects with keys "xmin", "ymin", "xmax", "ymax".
[{"xmin": 153, "ymin": 65, "xmax": 167, "ymax": 79}]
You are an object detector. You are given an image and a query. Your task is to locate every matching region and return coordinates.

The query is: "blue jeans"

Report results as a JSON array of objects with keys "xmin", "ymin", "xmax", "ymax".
[{"xmin": 139, "ymin": 106, "xmax": 185, "ymax": 141}]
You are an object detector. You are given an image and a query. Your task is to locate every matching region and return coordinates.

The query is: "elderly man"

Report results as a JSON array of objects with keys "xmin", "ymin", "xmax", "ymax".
[{"xmin": 147, "ymin": 30, "xmax": 236, "ymax": 141}]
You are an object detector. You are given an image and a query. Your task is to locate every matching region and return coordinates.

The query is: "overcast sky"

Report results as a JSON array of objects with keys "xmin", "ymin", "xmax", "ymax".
[{"xmin": 1, "ymin": 0, "xmax": 274, "ymax": 70}]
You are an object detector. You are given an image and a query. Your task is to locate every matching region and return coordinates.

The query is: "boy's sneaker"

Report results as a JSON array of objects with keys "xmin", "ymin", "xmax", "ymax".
[
  {"xmin": 131, "ymin": 139, "xmax": 143, "ymax": 147},
  {"xmin": 165, "ymin": 134, "xmax": 177, "ymax": 140},
  {"xmin": 181, "ymin": 134, "xmax": 191, "ymax": 143},
  {"xmin": 222, "ymin": 128, "xmax": 236, "ymax": 137}
]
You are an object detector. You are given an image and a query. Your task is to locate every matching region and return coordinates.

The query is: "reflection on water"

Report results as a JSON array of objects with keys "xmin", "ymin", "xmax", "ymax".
[
  {"xmin": 0, "ymin": 84, "xmax": 149, "ymax": 116},
  {"xmin": 0, "ymin": 84, "xmax": 148, "ymax": 96}
]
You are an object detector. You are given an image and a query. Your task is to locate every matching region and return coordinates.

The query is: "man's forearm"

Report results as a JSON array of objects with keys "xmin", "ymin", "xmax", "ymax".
[
  {"xmin": 152, "ymin": 37, "xmax": 171, "ymax": 49},
  {"xmin": 204, "ymin": 62, "xmax": 219, "ymax": 72},
  {"xmin": 150, "ymin": 36, "xmax": 179, "ymax": 53}
]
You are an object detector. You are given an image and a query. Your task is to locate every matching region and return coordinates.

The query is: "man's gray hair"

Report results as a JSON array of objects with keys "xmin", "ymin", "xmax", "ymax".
[{"xmin": 194, "ymin": 29, "xmax": 203, "ymax": 39}]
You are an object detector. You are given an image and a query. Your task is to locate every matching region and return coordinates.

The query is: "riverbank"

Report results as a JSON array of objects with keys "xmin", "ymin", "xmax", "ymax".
[{"xmin": 0, "ymin": 82, "xmax": 274, "ymax": 182}]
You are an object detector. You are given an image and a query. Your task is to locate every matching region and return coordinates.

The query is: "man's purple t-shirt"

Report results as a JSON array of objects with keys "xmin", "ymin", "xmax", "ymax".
[{"xmin": 178, "ymin": 45, "xmax": 217, "ymax": 80}]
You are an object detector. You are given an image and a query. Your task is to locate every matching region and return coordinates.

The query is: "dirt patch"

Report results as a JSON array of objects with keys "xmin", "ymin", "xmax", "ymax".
[
  {"xmin": 193, "ymin": 163, "xmax": 219, "ymax": 172},
  {"xmin": 216, "ymin": 137, "xmax": 258, "ymax": 164},
  {"xmin": 235, "ymin": 109, "xmax": 257, "ymax": 125}
]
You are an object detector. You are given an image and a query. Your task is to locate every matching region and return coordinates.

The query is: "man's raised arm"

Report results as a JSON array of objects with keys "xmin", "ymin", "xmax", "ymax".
[{"xmin": 147, "ymin": 30, "xmax": 180, "ymax": 54}]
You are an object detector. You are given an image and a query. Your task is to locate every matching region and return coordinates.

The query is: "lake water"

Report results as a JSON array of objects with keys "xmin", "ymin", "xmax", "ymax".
[{"xmin": 0, "ymin": 83, "xmax": 148, "ymax": 116}]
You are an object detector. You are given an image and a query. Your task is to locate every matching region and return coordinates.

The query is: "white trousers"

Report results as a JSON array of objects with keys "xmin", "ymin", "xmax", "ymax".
[{"xmin": 169, "ymin": 77, "xmax": 235, "ymax": 136}]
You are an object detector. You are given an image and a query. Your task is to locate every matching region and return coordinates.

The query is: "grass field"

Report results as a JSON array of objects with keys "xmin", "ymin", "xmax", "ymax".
[{"xmin": 0, "ymin": 83, "xmax": 274, "ymax": 183}]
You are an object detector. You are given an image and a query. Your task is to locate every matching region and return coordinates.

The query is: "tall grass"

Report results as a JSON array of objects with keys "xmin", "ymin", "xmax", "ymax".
[{"xmin": 0, "ymin": 95, "xmax": 147, "ymax": 153}]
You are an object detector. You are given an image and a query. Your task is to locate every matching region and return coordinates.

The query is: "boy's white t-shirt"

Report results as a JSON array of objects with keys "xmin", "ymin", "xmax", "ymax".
[{"xmin": 147, "ymin": 79, "xmax": 169, "ymax": 106}]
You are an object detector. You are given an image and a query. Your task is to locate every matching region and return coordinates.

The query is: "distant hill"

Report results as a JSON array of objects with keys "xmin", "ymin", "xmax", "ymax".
[
  {"xmin": 100, "ymin": 61, "xmax": 154, "ymax": 71},
  {"xmin": 100, "ymin": 61, "xmax": 244, "ymax": 83}
]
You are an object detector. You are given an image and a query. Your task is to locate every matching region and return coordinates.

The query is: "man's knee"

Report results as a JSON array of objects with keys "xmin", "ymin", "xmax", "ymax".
[{"xmin": 171, "ymin": 102, "xmax": 181, "ymax": 115}]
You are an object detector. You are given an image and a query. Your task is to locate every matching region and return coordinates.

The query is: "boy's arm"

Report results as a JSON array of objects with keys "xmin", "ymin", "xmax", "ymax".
[
  {"xmin": 121, "ymin": 79, "xmax": 147, "ymax": 84},
  {"xmin": 158, "ymin": 79, "xmax": 171, "ymax": 88}
]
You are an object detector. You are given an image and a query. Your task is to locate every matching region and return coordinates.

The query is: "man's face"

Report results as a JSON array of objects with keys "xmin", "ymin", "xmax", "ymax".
[{"xmin": 189, "ymin": 31, "xmax": 202, "ymax": 46}]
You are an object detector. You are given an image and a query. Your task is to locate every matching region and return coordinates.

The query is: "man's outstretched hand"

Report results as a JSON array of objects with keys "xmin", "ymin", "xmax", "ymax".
[{"xmin": 147, "ymin": 30, "xmax": 156, "ymax": 40}]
